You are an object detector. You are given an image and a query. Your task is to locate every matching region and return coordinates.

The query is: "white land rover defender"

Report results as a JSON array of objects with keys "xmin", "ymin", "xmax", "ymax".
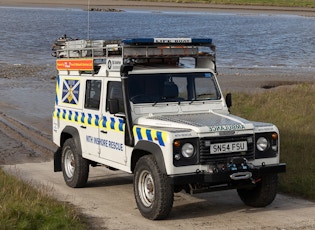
[{"xmin": 52, "ymin": 37, "xmax": 286, "ymax": 220}]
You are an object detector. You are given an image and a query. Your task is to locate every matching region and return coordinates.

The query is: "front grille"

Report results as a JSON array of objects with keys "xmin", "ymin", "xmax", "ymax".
[{"xmin": 199, "ymin": 135, "xmax": 255, "ymax": 164}]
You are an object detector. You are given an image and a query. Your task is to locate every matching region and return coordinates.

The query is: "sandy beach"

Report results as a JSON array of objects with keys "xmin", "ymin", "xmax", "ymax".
[{"xmin": 1, "ymin": 0, "xmax": 315, "ymax": 17}]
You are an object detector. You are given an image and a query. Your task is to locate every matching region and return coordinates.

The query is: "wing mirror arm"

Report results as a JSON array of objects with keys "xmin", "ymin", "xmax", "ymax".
[
  {"xmin": 109, "ymin": 99, "xmax": 119, "ymax": 114},
  {"xmin": 226, "ymin": 93, "xmax": 232, "ymax": 109}
]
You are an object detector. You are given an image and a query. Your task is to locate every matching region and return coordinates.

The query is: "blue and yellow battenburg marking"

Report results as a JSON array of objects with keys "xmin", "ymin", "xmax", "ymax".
[
  {"xmin": 100, "ymin": 117, "xmax": 124, "ymax": 132},
  {"xmin": 133, "ymin": 126, "xmax": 167, "ymax": 147},
  {"xmin": 53, "ymin": 109, "xmax": 168, "ymax": 147},
  {"xmin": 53, "ymin": 109, "xmax": 124, "ymax": 132},
  {"xmin": 55, "ymin": 76, "xmax": 60, "ymax": 106}
]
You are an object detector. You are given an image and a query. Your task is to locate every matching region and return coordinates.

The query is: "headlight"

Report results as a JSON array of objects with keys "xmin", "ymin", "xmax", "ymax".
[
  {"xmin": 173, "ymin": 138, "xmax": 198, "ymax": 166},
  {"xmin": 181, "ymin": 143, "xmax": 195, "ymax": 158},
  {"xmin": 256, "ymin": 137, "xmax": 269, "ymax": 151}
]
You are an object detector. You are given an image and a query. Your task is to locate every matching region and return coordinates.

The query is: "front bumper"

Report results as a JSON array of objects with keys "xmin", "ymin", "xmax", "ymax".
[{"xmin": 169, "ymin": 163, "xmax": 286, "ymax": 186}]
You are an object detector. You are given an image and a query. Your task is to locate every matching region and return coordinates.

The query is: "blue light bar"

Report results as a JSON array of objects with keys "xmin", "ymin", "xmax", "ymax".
[
  {"xmin": 123, "ymin": 38, "xmax": 154, "ymax": 44},
  {"xmin": 191, "ymin": 38, "xmax": 213, "ymax": 44},
  {"xmin": 122, "ymin": 38, "xmax": 212, "ymax": 45}
]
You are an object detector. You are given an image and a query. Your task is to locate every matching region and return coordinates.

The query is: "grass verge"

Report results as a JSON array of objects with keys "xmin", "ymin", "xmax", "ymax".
[
  {"xmin": 133, "ymin": 0, "xmax": 315, "ymax": 8},
  {"xmin": 0, "ymin": 168, "xmax": 88, "ymax": 229},
  {"xmin": 229, "ymin": 83, "xmax": 315, "ymax": 200}
]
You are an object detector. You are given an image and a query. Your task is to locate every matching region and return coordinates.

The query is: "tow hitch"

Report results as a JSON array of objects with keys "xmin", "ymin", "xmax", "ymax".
[
  {"xmin": 227, "ymin": 157, "xmax": 253, "ymax": 181},
  {"xmin": 230, "ymin": 172, "xmax": 252, "ymax": 180}
]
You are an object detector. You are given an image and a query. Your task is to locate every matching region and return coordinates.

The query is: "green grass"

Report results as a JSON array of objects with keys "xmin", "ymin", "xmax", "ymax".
[
  {"xmin": 230, "ymin": 83, "xmax": 315, "ymax": 200},
  {"xmin": 0, "ymin": 168, "xmax": 88, "ymax": 229},
  {"xmin": 133, "ymin": 0, "xmax": 315, "ymax": 8}
]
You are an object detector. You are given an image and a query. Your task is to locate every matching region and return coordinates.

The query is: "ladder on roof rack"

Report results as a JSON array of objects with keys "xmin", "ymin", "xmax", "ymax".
[{"xmin": 52, "ymin": 38, "xmax": 121, "ymax": 59}]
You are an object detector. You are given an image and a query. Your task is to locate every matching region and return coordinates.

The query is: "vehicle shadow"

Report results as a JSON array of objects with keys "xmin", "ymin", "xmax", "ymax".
[
  {"xmin": 84, "ymin": 167, "xmax": 315, "ymax": 221},
  {"xmin": 86, "ymin": 168, "xmax": 133, "ymax": 188},
  {"xmin": 170, "ymin": 190, "xmax": 247, "ymax": 219},
  {"xmin": 169, "ymin": 190, "xmax": 315, "ymax": 220}
]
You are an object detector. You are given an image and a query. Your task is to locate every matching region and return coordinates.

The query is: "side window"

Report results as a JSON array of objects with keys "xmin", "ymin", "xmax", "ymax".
[
  {"xmin": 106, "ymin": 81, "xmax": 124, "ymax": 113},
  {"xmin": 85, "ymin": 80, "xmax": 101, "ymax": 110}
]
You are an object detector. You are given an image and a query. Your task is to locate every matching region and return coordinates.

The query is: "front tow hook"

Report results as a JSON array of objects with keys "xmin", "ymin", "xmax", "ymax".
[{"xmin": 230, "ymin": 172, "xmax": 252, "ymax": 180}]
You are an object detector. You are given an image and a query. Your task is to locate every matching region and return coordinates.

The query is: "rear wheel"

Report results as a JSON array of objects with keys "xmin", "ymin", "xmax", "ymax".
[
  {"xmin": 237, "ymin": 174, "xmax": 278, "ymax": 207},
  {"xmin": 61, "ymin": 138, "xmax": 89, "ymax": 188},
  {"xmin": 134, "ymin": 155, "xmax": 174, "ymax": 220}
]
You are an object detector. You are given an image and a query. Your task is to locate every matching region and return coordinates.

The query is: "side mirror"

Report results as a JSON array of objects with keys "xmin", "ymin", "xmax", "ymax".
[
  {"xmin": 109, "ymin": 99, "xmax": 119, "ymax": 114},
  {"xmin": 226, "ymin": 93, "xmax": 232, "ymax": 108}
]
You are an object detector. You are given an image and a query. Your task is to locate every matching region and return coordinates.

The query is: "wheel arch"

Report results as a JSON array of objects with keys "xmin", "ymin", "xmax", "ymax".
[
  {"xmin": 131, "ymin": 141, "xmax": 166, "ymax": 174},
  {"xmin": 61, "ymin": 126, "xmax": 82, "ymax": 154},
  {"xmin": 54, "ymin": 126, "xmax": 82, "ymax": 172}
]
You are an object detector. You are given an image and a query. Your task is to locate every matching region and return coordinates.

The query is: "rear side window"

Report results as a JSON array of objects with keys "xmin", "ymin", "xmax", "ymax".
[
  {"xmin": 85, "ymin": 80, "xmax": 101, "ymax": 110},
  {"xmin": 106, "ymin": 81, "xmax": 124, "ymax": 113}
]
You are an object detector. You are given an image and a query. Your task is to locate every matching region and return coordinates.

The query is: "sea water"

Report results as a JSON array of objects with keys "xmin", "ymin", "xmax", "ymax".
[{"xmin": 0, "ymin": 6, "xmax": 314, "ymax": 73}]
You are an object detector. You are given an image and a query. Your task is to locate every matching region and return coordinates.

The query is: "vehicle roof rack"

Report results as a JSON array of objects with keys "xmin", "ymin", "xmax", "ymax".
[{"xmin": 53, "ymin": 36, "xmax": 216, "ymax": 72}]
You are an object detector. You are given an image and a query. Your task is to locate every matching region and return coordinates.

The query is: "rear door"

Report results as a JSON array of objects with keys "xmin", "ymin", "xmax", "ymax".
[
  {"xmin": 99, "ymin": 80, "xmax": 126, "ymax": 165},
  {"xmin": 81, "ymin": 79, "xmax": 102, "ymax": 157}
]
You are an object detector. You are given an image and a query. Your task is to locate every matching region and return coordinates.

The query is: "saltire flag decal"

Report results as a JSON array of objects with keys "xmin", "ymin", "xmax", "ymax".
[{"xmin": 62, "ymin": 79, "xmax": 80, "ymax": 104}]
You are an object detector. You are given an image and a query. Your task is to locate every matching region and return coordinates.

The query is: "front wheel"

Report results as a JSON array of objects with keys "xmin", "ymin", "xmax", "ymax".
[
  {"xmin": 237, "ymin": 174, "xmax": 278, "ymax": 207},
  {"xmin": 61, "ymin": 138, "xmax": 89, "ymax": 188},
  {"xmin": 134, "ymin": 155, "xmax": 174, "ymax": 220}
]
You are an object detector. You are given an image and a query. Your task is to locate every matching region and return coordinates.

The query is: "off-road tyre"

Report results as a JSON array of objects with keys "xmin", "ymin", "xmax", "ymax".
[
  {"xmin": 134, "ymin": 155, "xmax": 174, "ymax": 220},
  {"xmin": 237, "ymin": 174, "xmax": 278, "ymax": 207},
  {"xmin": 61, "ymin": 138, "xmax": 89, "ymax": 188}
]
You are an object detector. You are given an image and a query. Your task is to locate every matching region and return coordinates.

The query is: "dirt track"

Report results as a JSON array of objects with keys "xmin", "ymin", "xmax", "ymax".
[
  {"xmin": 1, "ymin": 64, "xmax": 315, "ymax": 229},
  {"xmin": 4, "ymin": 161, "xmax": 315, "ymax": 230}
]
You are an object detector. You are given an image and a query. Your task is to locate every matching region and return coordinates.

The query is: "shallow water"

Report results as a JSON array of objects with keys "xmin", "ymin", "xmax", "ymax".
[{"xmin": 0, "ymin": 6, "xmax": 314, "ymax": 73}]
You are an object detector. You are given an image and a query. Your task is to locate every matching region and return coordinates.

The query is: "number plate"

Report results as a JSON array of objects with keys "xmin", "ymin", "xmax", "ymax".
[{"xmin": 210, "ymin": 141, "xmax": 247, "ymax": 154}]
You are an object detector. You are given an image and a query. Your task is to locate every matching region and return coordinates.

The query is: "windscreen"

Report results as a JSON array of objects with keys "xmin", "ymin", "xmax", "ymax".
[{"xmin": 128, "ymin": 72, "xmax": 220, "ymax": 104}]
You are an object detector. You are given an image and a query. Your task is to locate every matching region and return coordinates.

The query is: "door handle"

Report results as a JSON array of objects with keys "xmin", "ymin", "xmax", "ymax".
[
  {"xmin": 80, "ymin": 125, "xmax": 87, "ymax": 129},
  {"xmin": 101, "ymin": 130, "xmax": 107, "ymax": 134}
]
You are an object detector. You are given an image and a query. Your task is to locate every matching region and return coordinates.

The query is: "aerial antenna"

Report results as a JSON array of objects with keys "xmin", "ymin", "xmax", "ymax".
[{"xmin": 87, "ymin": 0, "xmax": 90, "ymax": 40}]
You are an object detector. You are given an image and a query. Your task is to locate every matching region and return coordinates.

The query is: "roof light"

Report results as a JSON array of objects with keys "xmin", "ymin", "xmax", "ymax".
[
  {"xmin": 122, "ymin": 38, "xmax": 154, "ymax": 44},
  {"xmin": 191, "ymin": 38, "xmax": 212, "ymax": 44}
]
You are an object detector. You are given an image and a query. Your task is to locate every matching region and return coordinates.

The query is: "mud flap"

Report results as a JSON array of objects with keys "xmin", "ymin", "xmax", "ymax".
[{"xmin": 54, "ymin": 147, "xmax": 62, "ymax": 172}]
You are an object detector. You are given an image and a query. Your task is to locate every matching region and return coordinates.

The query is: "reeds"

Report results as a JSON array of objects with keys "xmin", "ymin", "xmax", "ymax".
[
  {"xmin": 231, "ymin": 83, "xmax": 315, "ymax": 200},
  {"xmin": 0, "ymin": 169, "xmax": 88, "ymax": 229}
]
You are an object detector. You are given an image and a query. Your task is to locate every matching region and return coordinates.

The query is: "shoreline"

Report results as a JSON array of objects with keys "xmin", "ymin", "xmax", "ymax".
[
  {"xmin": 0, "ymin": 0, "xmax": 314, "ymax": 17},
  {"xmin": 0, "ymin": 1, "xmax": 314, "ymax": 95},
  {"xmin": 1, "ymin": 63, "xmax": 314, "ymax": 95}
]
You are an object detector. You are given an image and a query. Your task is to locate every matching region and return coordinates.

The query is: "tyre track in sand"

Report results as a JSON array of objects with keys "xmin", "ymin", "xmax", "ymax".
[{"xmin": 0, "ymin": 112, "xmax": 55, "ymax": 162}]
